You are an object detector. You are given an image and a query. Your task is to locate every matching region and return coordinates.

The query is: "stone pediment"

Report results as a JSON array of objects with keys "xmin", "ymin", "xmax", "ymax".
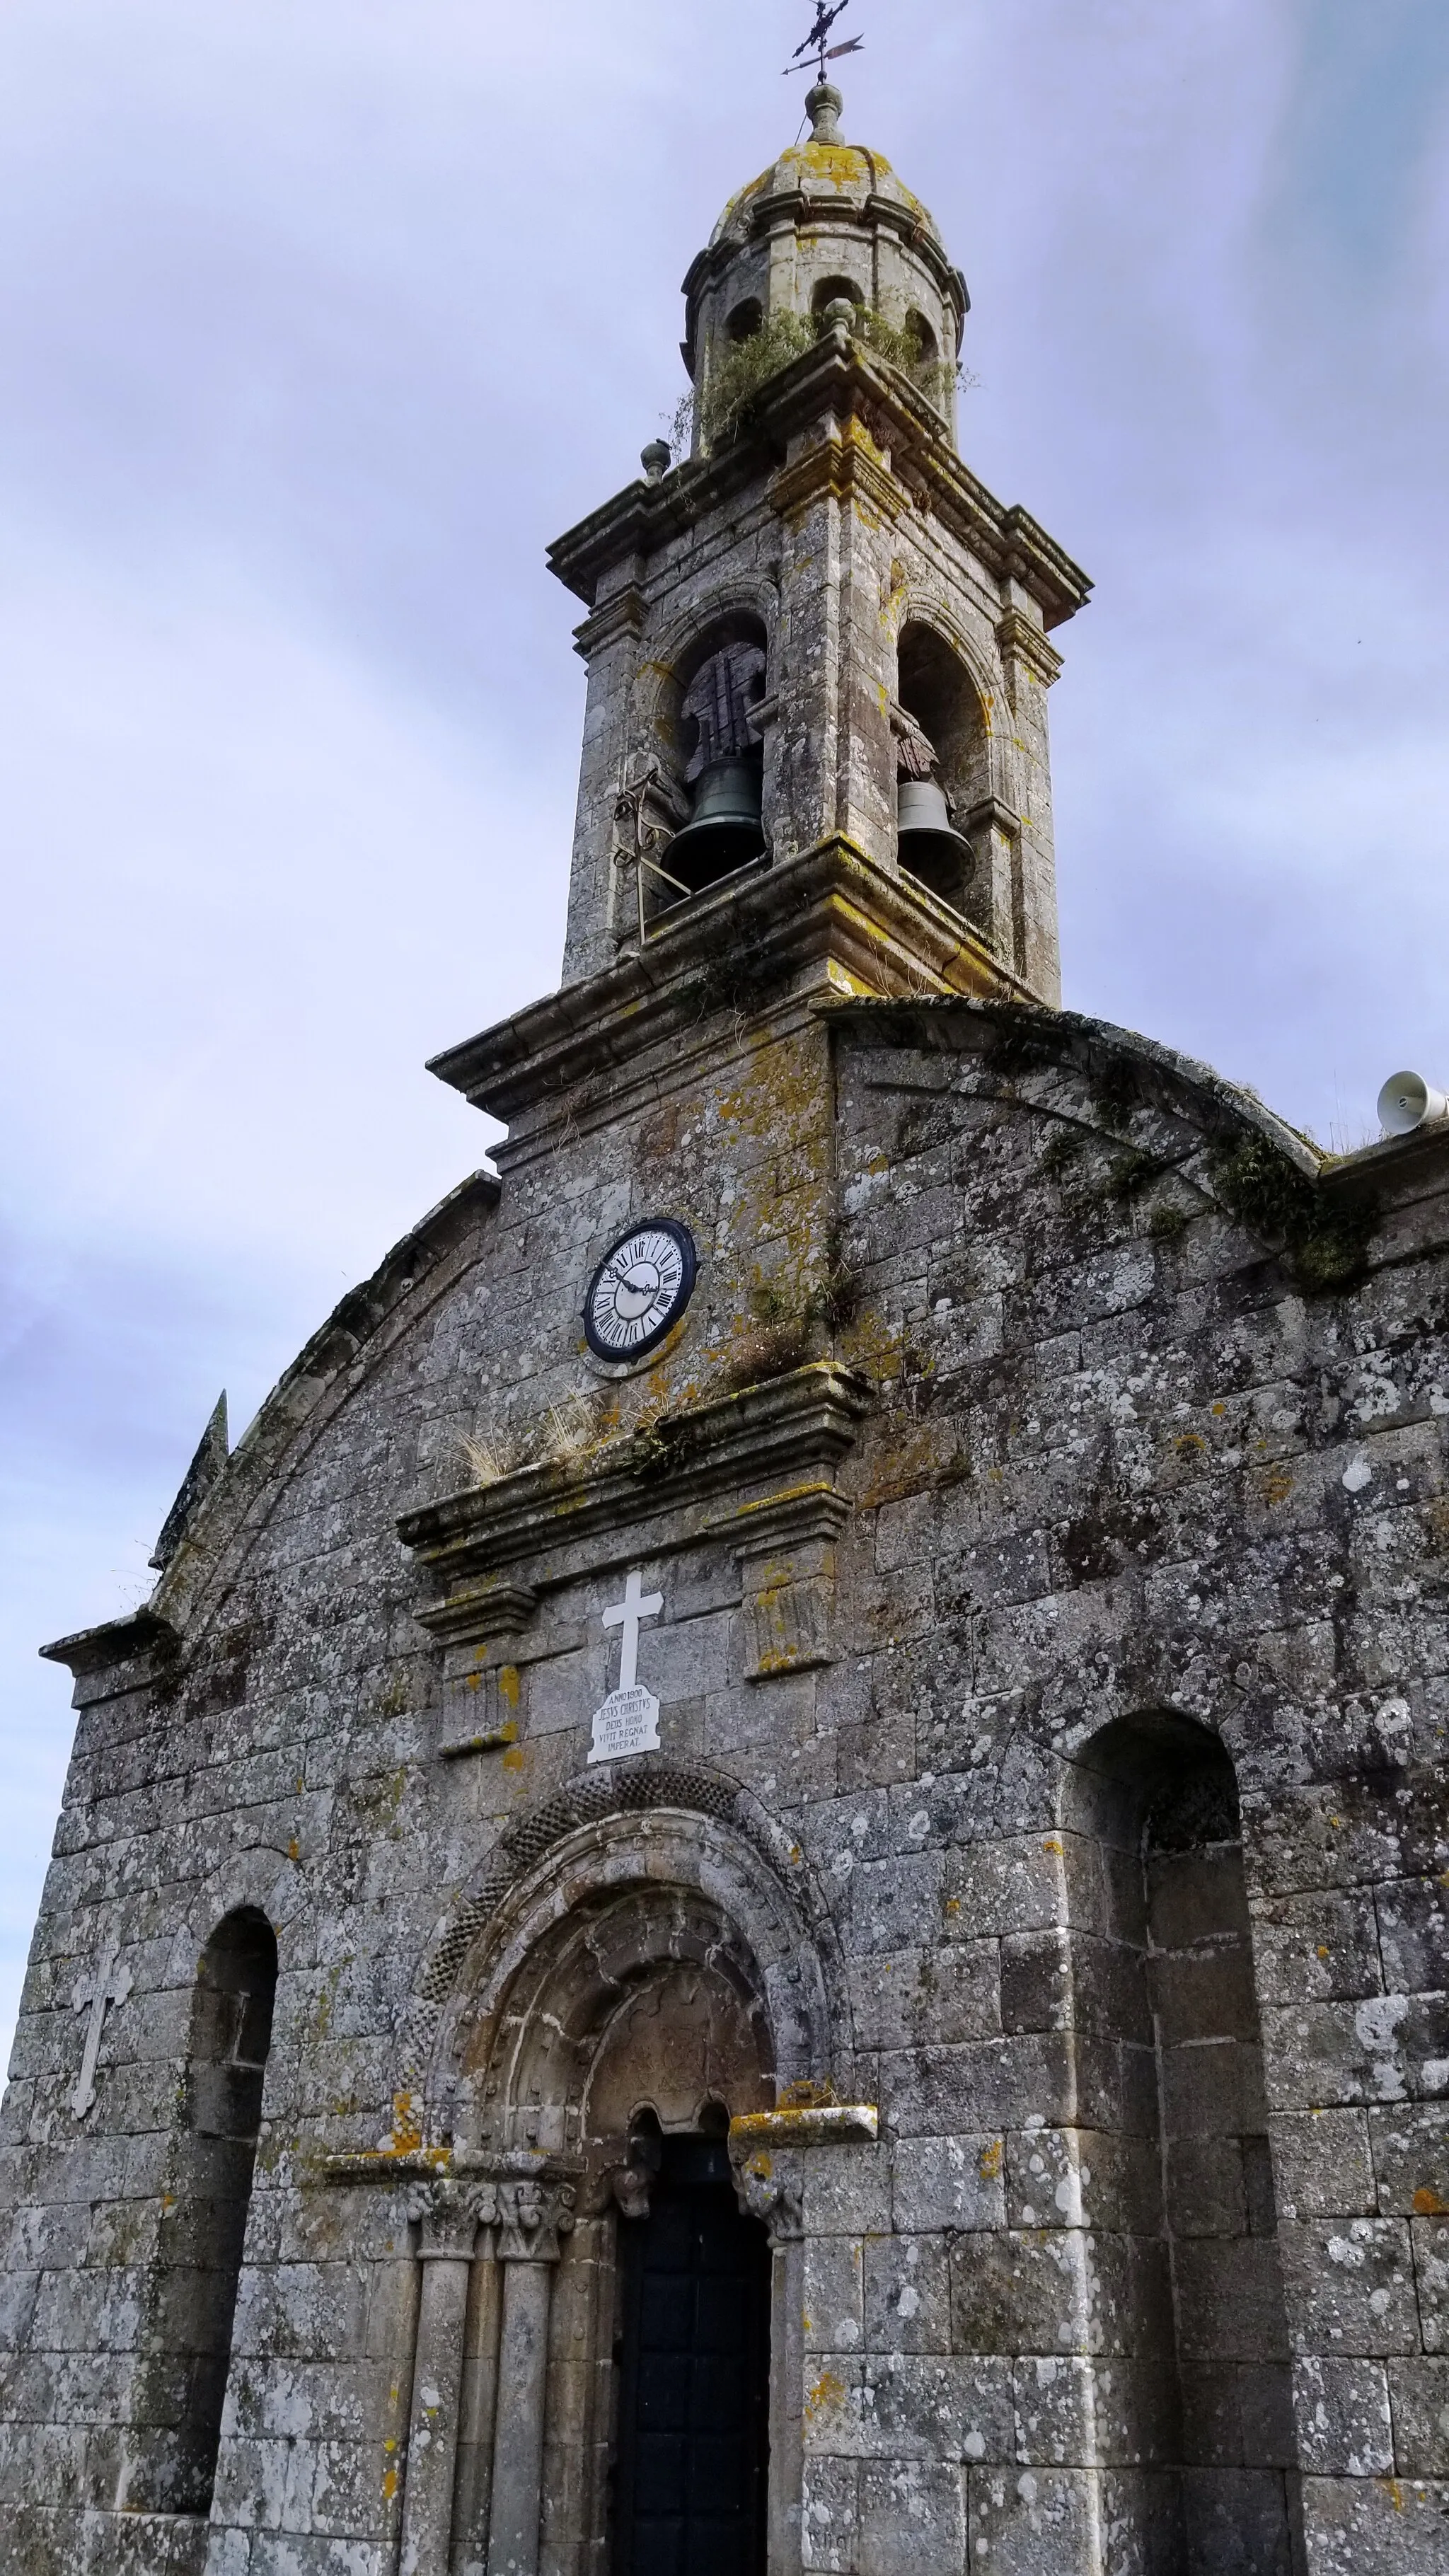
[{"xmin": 397, "ymin": 1358, "xmax": 870, "ymax": 1650}]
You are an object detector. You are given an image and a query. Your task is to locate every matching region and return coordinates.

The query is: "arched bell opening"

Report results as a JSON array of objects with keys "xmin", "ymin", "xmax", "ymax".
[
  {"xmin": 651, "ymin": 613, "xmax": 770, "ymax": 913},
  {"xmin": 893, "ymin": 619, "xmax": 988, "ymax": 917},
  {"xmin": 1054, "ymin": 1714, "xmax": 1299, "ymax": 2576}
]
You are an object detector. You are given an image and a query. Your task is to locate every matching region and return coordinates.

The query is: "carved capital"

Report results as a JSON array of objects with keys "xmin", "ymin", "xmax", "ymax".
[
  {"xmin": 496, "ymin": 2176, "xmax": 577, "ymax": 2264},
  {"xmin": 406, "ymin": 2175, "xmax": 496, "ymax": 2260},
  {"xmin": 730, "ymin": 2146, "xmax": 805, "ymax": 2245},
  {"xmin": 994, "ymin": 606, "xmax": 1062, "ymax": 707}
]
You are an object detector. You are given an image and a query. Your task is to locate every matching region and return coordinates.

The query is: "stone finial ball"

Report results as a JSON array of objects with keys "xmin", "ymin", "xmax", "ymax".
[
  {"xmin": 805, "ymin": 81, "xmax": 843, "ymax": 144},
  {"xmin": 640, "ymin": 440, "xmax": 671, "ymax": 483},
  {"xmin": 820, "ymin": 297, "xmax": 857, "ymax": 335}
]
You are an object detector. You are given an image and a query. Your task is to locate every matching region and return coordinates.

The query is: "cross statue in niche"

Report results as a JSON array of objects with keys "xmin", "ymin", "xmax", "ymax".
[
  {"xmin": 70, "ymin": 1935, "xmax": 132, "ymax": 2120},
  {"xmin": 602, "ymin": 1568, "xmax": 663, "ymax": 1690}
]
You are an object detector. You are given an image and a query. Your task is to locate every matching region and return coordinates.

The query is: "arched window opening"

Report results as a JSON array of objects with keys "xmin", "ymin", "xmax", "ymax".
[
  {"xmin": 893, "ymin": 620, "xmax": 986, "ymax": 916},
  {"xmin": 139, "ymin": 1908, "xmax": 277, "ymax": 2514},
  {"xmin": 650, "ymin": 613, "xmax": 769, "ymax": 913},
  {"xmin": 1058, "ymin": 1716, "xmax": 1298, "ymax": 2575},
  {"xmin": 810, "ymin": 272, "xmax": 864, "ymax": 319},
  {"xmin": 724, "ymin": 296, "xmax": 763, "ymax": 343},
  {"xmin": 904, "ymin": 307, "xmax": 938, "ymax": 369}
]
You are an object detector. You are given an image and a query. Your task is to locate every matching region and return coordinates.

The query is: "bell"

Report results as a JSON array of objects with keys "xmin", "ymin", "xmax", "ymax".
[
  {"xmin": 897, "ymin": 775, "xmax": 974, "ymax": 901},
  {"xmin": 665, "ymin": 758, "xmax": 766, "ymax": 894}
]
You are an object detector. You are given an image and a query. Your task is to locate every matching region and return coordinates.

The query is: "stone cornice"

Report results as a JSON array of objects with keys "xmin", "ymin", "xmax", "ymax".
[
  {"xmin": 427, "ymin": 836, "xmax": 1037, "ymax": 1136},
  {"xmin": 546, "ymin": 337, "xmax": 1091, "ymax": 635},
  {"xmin": 397, "ymin": 1361, "xmax": 872, "ymax": 1608},
  {"xmin": 39, "ymin": 1605, "xmax": 179, "ymax": 1690}
]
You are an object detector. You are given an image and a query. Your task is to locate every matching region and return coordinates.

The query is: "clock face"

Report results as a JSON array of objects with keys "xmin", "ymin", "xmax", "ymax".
[{"xmin": 583, "ymin": 1219, "xmax": 697, "ymax": 1362}]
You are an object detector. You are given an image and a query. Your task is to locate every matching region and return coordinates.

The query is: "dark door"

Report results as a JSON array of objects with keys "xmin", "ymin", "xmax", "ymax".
[{"xmin": 613, "ymin": 2134, "xmax": 770, "ymax": 2576}]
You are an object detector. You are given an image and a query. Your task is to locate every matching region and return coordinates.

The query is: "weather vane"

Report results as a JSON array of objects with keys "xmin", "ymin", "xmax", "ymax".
[{"xmin": 784, "ymin": 0, "xmax": 864, "ymax": 79}]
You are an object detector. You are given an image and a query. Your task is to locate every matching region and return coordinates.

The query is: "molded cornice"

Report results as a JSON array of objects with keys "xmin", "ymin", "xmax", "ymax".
[
  {"xmin": 398, "ymin": 1358, "xmax": 871, "ymax": 1617},
  {"xmin": 427, "ymin": 836, "xmax": 1035, "ymax": 1132},
  {"xmin": 547, "ymin": 335, "xmax": 1090, "ymax": 634}
]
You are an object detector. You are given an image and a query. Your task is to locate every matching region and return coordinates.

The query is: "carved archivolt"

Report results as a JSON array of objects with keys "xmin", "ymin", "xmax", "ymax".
[{"xmin": 401, "ymin": 1757, "xmax": 848, "ymax": 2118}]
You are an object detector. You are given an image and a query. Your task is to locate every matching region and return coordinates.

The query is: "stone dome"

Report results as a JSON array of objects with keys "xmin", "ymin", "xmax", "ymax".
[{"xmin": 708, "ymin": 93, "xmax": 941, "ymax": 252}]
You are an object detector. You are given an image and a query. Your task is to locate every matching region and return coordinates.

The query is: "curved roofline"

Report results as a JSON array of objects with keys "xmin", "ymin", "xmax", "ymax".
[{"xmin": 823, "ymin": 993, "xmax": 1323, "ymax": 1167}]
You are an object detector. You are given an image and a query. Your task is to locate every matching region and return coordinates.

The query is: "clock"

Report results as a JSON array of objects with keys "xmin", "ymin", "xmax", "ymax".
[{"xmin": 583, "ymin": 1219, "xmax": 697, "ymax": 1361}]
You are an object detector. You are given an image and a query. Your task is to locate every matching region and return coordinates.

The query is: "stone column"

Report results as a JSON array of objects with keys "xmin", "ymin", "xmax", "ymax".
[
  {"xmin": 485, "ymin": 2177, "xmax": 576, "ymax": 2576},
  {"xmin": 399, "ymin": 2178, "xmax": 494, "ymax": 2576}
]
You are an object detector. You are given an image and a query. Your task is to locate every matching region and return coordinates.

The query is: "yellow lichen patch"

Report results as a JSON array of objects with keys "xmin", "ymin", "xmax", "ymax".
[
  {"xmin": 978, "ymin": 2139, "xmax": 1003, "ymax": 2181},
  {"xmin": 1041, "ymin": 1837, "xmax": 1063, "ymax": 1856},
  {"xmin": 501, "ymin": 1743, "xmax": 526, "ymax": 1773},
  {"xmin": 1260, "ymin": 1464, "xmax": 1295, "ymax": 1507},
  {"xmin": 389, "ymin": 2093, "xmax": 423, "ymax": 2154},
  {"xmin": 382, "ymin": 2467, "xmax": 398, "ymax": 2501},
  {"xmin": 1412, "ymin": 2186, "xmax": 1448, "ymax": 2214},
  {"xmin": 804, "ymin": 2368, "xmax": 848, "ymax": 2429}
]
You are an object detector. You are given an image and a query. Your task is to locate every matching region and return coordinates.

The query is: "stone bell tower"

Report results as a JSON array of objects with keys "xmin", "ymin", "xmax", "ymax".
[{"xmin": 550, "ymin": 80, "xmax": 1090, "ymax": 1007}]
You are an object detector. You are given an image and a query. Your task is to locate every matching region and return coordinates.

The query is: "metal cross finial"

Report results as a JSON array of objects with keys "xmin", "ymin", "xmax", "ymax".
[
  {"xmin": 601, "ymin": 1568, "xmax": 663, "ymax": 1691},
  {"xmin": 785, "ymin": 0, "xmax": 864, "ymax": 81},
  {"xmin": 69, "ymin": 1935, "xmax": 133, "ymax": 2120}
]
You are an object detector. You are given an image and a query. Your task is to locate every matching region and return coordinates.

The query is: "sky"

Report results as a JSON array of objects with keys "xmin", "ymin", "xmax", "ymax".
[{"xmin": 1, "ymin": 0, "xmax": 1447, "ymax": 2065}]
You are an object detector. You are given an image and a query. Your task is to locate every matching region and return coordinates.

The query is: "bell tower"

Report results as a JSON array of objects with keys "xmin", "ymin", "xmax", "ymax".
[{"xmin": 547, "ymin": 81, "xmax": 1090, "ymax": 1007}]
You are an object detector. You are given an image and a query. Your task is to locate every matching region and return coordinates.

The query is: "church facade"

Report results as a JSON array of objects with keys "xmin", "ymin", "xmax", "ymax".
[{"xmin": 4, "ymin": 81, "xmax": 1447, "ymax": 2576}]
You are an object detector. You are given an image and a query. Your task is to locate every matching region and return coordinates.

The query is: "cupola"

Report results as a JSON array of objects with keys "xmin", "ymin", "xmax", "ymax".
[{"xmin": 682, "ymin": 81, "xmax": 969, "ymax": 449}]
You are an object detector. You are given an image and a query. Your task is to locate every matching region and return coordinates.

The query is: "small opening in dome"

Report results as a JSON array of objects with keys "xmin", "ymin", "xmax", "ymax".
[
  {"xmin": 905, "ymin": 309, "xmax": 938, "ymax": 366},
  {"xmin": 725, "ymin": 297, "xmax": 763, "ymax": 344},
  {"xmin": 811, "ymin": 275, "xmax": 863, "ymax": 319}
]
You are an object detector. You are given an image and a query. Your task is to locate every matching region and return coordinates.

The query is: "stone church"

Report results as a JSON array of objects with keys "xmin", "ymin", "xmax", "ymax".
[{"xmin": 4, "ymin": 75, "xmax": 1447, "ymax": 2576}]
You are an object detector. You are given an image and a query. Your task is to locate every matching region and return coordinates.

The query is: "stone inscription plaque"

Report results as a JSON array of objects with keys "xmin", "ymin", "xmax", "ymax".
[{"xmin": 587, "ymin": 1685, "xmax": 661, "ymax": 1764}]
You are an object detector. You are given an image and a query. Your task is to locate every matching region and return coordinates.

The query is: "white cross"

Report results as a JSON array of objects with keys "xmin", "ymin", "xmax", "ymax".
[
  {"xmin": 601, "ymin": 1568, "xmax": 662, "ymax": 1691},
  {"xmin": 70, "ymin": 1936, "xmax": 132, "ymax": 2120}
]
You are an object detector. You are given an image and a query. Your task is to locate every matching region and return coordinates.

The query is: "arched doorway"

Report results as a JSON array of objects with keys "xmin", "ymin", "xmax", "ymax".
[{"xmin": 420, "ymin": 1799, "xmax": 838, "ymax": 2576}]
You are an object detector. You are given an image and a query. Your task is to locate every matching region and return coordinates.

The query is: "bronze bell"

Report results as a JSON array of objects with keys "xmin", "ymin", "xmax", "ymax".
[
  {"xmin": 665, "ymin": 758, "xmax": 766, "ymax": 894},
  {"xmin": 897, "ymin": 775, "xmax": 974, "ymax": 903}
]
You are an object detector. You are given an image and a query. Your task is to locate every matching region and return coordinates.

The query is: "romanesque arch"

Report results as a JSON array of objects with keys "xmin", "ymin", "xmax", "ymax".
[{"xmin": 391, "ymin": 1773, "xmax": 848, "ymax": 2576}]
